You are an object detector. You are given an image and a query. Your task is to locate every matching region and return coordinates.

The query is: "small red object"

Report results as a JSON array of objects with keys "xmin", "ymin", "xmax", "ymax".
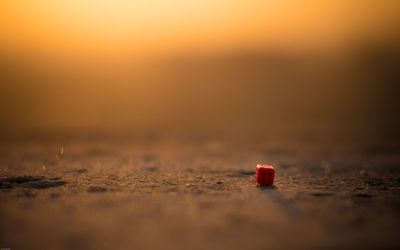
[{"xmin": 255, "ymin": 165, "xmax": 275, "ymax": 186}]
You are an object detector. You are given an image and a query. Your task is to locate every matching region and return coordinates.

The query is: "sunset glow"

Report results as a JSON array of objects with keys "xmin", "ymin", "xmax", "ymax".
[
  {"xmin": 0, "ymin": 0, "xmax": 399, "ymax": 129},
  {"xmin": 1, "ymin": 0, "xmax": 399, "ymax": 58}
]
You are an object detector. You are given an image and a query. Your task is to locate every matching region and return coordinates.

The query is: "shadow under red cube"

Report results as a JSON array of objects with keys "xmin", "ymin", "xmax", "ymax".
[{"xmin": 255, "ymin": 165, "xmax": 275, "ymax": 186}]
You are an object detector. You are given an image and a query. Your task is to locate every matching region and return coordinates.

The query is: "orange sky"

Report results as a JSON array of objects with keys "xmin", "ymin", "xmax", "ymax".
[
  {"xmin": 1, "ymin": 0, "xmax": 399, "ymax": 130},
  {"xmin": 1, "ymin": 0, "xmax": 400, "ymax": 58}
]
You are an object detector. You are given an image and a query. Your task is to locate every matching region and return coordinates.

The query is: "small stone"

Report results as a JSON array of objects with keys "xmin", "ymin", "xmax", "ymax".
[{"xmin": 360, "ymin": 169, "xmax": 368, "ymax": 176}]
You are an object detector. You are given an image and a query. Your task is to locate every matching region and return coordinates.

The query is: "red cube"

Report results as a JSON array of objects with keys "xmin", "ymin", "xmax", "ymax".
[{"xmin": 255, "ymin": 165, "xmax": 275, "ymax": 186}]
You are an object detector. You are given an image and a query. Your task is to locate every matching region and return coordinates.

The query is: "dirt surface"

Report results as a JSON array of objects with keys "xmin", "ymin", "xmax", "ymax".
[{"xmin": 1, "ymin": 132, "xmax": 400, "ymax": 249}]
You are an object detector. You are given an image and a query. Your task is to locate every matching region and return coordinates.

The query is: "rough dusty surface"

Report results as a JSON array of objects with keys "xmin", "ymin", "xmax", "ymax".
[{"xmin": 1, "ymin": 133, "xmax": 400, "ymax": 249}]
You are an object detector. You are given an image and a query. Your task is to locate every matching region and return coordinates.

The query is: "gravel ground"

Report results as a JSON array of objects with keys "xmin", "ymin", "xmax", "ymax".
[{"xmin": 1, "ymin": 132, "xmax": 400, "ymax": 249}]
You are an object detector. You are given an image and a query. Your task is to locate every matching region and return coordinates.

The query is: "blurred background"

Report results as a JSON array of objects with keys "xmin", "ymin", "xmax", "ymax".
[{"xmin": 1, "ymin": 0, "xmax": 400, "ymax": 143}]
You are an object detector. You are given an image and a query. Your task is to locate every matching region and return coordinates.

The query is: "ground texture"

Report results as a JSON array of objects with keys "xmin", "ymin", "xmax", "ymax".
[{"xmin": 1, "ymin": 132, "xmax": 400, "ymax": 249}]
